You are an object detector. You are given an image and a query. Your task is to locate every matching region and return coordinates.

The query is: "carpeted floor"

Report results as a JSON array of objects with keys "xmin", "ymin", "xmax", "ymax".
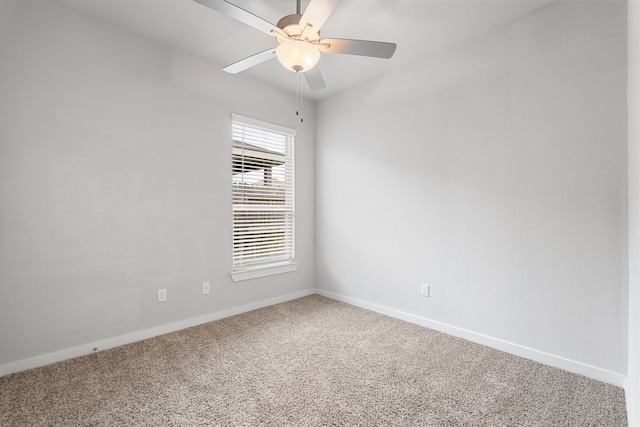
[{"xmin": 0, "ymin": 295, "xmax": 627, "ymax": 426}]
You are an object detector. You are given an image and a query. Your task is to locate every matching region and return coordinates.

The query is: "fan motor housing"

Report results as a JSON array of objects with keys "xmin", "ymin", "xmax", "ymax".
[{"xmin": 277, "ymin": 14, "xmax": 320, "ymax": 42}]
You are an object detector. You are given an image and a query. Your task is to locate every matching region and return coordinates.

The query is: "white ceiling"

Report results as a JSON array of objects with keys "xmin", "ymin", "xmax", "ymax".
[{"xmin": 51, "ymin": 0, "xmax": 555, "ymax": 100}]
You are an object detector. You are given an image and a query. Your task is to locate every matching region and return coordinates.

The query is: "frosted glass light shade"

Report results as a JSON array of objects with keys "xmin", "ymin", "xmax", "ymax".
[{"xmin": 276, "ymin": 40, "xmax": 320, "ymax": 72}]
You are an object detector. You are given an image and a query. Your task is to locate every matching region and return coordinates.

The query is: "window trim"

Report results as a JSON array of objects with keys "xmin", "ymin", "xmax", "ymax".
[
  {"xmin": 230, "ymin": 114, "xmax": 297, "ymax": 280},
  {"xmin": 231, "ymin": 114, "xmax": 297, "ymax": 137},
  {"xmin": 230, "ymin": 262, "xmax": 299, "ymax": 282}
]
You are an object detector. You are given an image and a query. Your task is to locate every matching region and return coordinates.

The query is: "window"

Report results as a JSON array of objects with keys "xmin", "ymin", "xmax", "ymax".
[{"xmin": 231, "ymin": 114, "xmax": 296, "ymax": 280}]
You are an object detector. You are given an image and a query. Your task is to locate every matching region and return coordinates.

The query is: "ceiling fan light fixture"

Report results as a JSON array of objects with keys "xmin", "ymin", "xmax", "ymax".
[{"xmin": 276, "ymin": 40, "xmax": 320, "ymax": 72}]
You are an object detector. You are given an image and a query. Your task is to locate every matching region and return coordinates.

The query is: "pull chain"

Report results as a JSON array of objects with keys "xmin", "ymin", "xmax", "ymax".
[{"xmin": 295, "ymin": 69, "xmax": 304, "ymax": 123}]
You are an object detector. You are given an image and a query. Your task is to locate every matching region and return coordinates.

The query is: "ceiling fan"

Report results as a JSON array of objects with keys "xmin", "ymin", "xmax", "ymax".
[{"xmin": 193, "ymin": 0, "xmax": 397, "ymax": 91}]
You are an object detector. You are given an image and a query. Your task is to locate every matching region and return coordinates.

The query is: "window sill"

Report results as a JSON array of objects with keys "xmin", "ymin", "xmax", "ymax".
[{"xmin": 231, "ymin": 262, "xmax": 298, "ymax": 282}]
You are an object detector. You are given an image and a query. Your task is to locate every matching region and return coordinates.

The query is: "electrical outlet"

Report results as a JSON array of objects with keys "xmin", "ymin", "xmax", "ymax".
[
  {"xmin": 202, "ymin": 281, "xmax": 211, "ymax": 295},
  {"xmin": 157, "ymin": 288, "xmax": 167, "ymax": 302},
  {"xmin": 421, "ymin": 283, "xmax": 430, "ymax": 297}
]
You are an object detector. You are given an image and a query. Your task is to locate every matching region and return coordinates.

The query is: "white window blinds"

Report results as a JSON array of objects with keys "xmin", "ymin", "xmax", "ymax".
[{"xmin": 232, "ymin": 115, "xmax": 295, "ymax": 270}]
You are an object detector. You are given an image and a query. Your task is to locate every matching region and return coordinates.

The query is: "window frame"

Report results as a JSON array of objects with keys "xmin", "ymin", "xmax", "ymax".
[{"xmin": 230, "ymin": 114, "xmax": 298, "ymax": 281}]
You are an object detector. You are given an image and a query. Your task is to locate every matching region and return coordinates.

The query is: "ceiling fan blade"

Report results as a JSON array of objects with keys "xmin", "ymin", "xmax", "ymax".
[
  {"xmin": 300, "ymin": 0, "xmax": 337, "ymax": 37},
  {"xmin": 304, "ymin": 66, "xmax": 326, "ymax": 91},
  {"xmin": 223, "ymin": 48, "xmax": 276, "ymax": 74},
  {"xmin": 319, "ymin": 38, "xmax": 397, "ymax": 59},
  {"xmin": 193, "ymin": 0, "xmax": 281, "ymax": 37}
]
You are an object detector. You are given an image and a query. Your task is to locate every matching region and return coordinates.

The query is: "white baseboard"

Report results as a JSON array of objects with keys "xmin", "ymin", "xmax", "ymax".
[
  {"xmin": 0, "ymin": 288, "xmax": 316, "ymax": 377},
  {"xmin": 316, "ymin": 289, "xmax": 627, "ymax": 387},
  {"xmin": 1, "ymin": 288, "xmax": 627, "ymax": 389}
]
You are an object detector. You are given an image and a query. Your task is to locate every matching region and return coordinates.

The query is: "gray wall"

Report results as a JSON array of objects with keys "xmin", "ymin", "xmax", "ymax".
[
  {"xmin": 0, "ymin": 0, "xmax": 316, "ymax": 366},
  {"xmin": 316, "ymin": 1, "xmax": 628, "ymax": 374}
]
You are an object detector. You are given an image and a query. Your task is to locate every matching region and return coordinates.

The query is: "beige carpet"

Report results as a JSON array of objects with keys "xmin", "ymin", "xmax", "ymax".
[{"xmin": 0, "ymin": 295, "xmax": 627, "ymax": 426}]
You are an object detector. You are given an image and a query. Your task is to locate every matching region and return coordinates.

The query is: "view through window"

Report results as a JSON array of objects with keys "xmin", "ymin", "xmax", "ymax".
[{"xmin": 232, "ymin": 115, "xmax": 295, "ymax": 270}]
